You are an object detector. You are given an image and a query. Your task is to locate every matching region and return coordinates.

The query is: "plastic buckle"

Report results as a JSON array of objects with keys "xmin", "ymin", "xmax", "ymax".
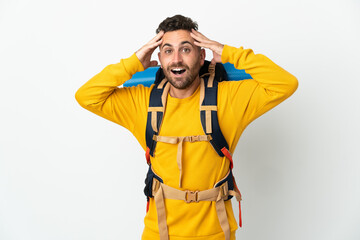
[
  {"xmin": 189, "ymin": 135, "xmax": 199, "ymax": 143},
  {"xmin": 208, "ymin": 63, "xmax": 215, "ymax": 73},
  {"xmin": 152, "ymin": 179, "xmax": 160, "ymax": 194},
  {"xmin": 185, "ymin": 190, "xmax": 199, "ymax": 203},
  {"xmin": 219, "ymin": 182, "xmax": 229, "ymax": 199}
]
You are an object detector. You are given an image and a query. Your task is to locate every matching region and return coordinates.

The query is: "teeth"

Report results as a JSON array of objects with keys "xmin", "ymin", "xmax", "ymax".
[{"xmin": 171, "ymin": 68, "xmax": 186, "ymax": 75}]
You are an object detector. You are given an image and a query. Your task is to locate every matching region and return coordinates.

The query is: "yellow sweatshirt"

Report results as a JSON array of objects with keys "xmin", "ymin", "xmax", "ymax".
[{"xmin": 75, "ymin": 45, "xmax": 298, "ymax": 240}]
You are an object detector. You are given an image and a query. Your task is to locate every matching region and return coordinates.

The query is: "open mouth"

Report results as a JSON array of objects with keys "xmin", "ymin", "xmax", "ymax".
[{"xmin": 171, "ymin": 68, "xmax": 186, "ymax": 75}]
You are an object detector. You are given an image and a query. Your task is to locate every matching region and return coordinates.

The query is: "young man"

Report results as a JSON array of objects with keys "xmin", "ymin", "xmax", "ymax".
[{"xmin": 76, "ymin": 15, "xmax": 298, "ymax": 240}]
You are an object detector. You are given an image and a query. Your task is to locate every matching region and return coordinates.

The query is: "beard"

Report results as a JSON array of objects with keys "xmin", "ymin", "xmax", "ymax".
[{"xmin": 163, "ymin": 61, "xmax": 202, "ymax": 90}]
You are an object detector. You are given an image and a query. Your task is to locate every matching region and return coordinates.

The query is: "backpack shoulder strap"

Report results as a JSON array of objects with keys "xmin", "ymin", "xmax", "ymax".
[
  {"xmin": 200, "ymin": 65, "xmax": 234, "ymax": 169},
  {"xmin": 145, "ymin": 79, "xmax": 170, "ymax": 164}
]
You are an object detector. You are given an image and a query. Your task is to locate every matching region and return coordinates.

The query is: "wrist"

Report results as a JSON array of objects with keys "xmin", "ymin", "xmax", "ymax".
[
  {"xmin": 216, "ymin": 44, "xmax": 224, "ymax": 56},
  {"xmin": 125, "ymin": 53, "xmax": 145, "ymax": 75}
]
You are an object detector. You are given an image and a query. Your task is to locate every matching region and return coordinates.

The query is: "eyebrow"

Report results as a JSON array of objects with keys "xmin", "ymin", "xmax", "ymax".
[{"xmin": 161, "ymin": 41, "xmax": 194, "ymax": 49}]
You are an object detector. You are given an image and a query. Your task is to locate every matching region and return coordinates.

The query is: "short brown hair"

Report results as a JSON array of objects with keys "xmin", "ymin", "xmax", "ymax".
[{"xmin": 156, "ymin": 15, "xmax": 198, "ymax": 34}]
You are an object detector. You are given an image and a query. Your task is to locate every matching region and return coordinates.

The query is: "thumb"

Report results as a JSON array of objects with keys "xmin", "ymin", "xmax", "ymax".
[{"xmin": 149, "ymin": 60, "xmax": 158, "ymax": 67}]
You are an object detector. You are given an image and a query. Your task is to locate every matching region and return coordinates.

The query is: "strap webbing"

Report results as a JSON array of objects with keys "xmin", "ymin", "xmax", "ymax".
[
  {"xmin": 154, "ymin": 185, "xmax": 169, "ymax": 240},
  {"xmin": 153, "ymin": 135, "xmax": 211, "ymax": 188},
  {"xmin": 146, "ymin": 79, "xmax": 170, "ymax": 162},
  {"xmin": 216, "ymin": 198, "xmax": 230, "ymax": 240},
  {"xmin": 152, "ymin": 177, "xmax": 241, "ymax": 240},
  {"xmin": 199, "ymin": 74, "xmax": 232, "ymax": 162}
]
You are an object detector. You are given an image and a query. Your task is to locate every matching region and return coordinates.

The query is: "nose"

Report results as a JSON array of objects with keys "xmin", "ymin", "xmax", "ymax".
[{"xmin": 172, "ymin": 50, "xmax": 183, "ymax": 64}]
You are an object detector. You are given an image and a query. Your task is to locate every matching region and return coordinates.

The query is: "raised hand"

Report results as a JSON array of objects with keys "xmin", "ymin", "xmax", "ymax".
[
  {"xmin": 135, "ymin": 31, "xmax": 164, "ymax": 69},
  {"xmin": 190, "ymin": 29, "xmax": 224, "ymax": 64}
]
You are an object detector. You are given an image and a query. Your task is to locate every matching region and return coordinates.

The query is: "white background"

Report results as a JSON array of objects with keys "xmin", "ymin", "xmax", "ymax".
[{"xmin": 1, "ymin": 0, "xmax": 359, "ymax": 239}]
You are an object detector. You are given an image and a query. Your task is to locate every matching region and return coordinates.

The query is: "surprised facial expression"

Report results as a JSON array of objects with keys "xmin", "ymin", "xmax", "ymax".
[{"xmin": 158, "ymin": 30, "xmax": 205, "ymax": 90}]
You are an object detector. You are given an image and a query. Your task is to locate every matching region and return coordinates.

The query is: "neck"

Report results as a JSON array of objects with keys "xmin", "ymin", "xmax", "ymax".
[{"xmin": 169, "ymin": 76, "xmax": 201, "ymax": 99}]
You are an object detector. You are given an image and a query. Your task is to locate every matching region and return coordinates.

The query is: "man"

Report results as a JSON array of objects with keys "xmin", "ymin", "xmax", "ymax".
[{"xmin": 76, "ymin": 15, "xmax": 298, "ymax": 240}]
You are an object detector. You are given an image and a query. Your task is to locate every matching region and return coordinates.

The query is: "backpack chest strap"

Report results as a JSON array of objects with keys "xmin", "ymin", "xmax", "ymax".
[{"xmin": 153, "ymin": 135, "xmax": 212, "ymax": 188}]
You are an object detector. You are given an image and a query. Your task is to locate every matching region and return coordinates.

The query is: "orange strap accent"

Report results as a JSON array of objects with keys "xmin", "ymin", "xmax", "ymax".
[
  {"xmin": 239, "ymin": 201, "xmax": 242, "ymax": 227},
  {"xmin": 233, "ymin": 178, "xmax": 242, "ymax": 227},
  {"xmin": 146, "ymin": 200, "xmax": 150, "ymax": 212},
  {"xmin": 221, "ymin": 147, "xmax": 233, "ymax": 169},
  {"xmin": 145, "ymin": 147, "xmax": 151, "ymax": 165},
  {"xmin": 221, "ymin": 147, "xmax": 243, "ymax": 227}
]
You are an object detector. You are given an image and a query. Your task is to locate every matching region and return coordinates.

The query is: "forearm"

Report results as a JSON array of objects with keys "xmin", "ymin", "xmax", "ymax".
[
  {"xmin": 75, "ymin": 53, "xmax": 146, "ymax": 129},
  {"xmin": 222, "ymin": 45, "xmax": 298, "ymax": 98},
  {"xmin": 75, "ymin": 53, "xmax": 144, "ymax": 111},
  {"xmin": 221, "ymin": 45, "xmax": 298, "ymax": 127}
]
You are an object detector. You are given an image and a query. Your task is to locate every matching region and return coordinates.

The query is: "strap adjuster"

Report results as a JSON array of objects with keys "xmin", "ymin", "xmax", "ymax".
[
  {"xmin": 185, "ymin": 190, "xmax": 199, "ymax": 203},
  {"xmin": 152, "ymin": 178, "xmax": 161, "ymax": 194},
  {"xmin": 219, "ymin": 183, "xmax": 229, "ymax": 199},
  {"xmin": 189, "ymin": 135, "xmax": 199, "ymax": 142}
]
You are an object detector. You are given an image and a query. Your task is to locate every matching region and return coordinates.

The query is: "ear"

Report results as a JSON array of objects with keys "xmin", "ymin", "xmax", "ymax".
[
  {"xmin": 158, "ymin": 52, "xmax": 163, "ymax": 68},
  {"xmin": 200, "ymin": 48, "xmax": 206, "ymax": 66}
]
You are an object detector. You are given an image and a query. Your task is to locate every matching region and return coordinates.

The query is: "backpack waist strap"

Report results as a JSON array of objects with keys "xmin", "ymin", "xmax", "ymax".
[{"xmin": 151, "ymin": 171, "xmax": 241, "ymax": 240}]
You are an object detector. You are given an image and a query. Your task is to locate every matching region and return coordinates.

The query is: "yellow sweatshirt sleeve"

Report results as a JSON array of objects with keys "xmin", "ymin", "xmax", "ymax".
[
  {"xmin": 220, "ymin": 45, "xmax": 298, "ymax": 130},
  {"xmin": 75, "ymin": 53, "xmax": 149, "ymax": 132}
]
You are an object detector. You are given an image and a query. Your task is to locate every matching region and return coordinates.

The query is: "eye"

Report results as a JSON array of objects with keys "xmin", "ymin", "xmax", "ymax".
[
  {"xmin": 182, "ymin": 48, "xmax": 191, "ymax": 53},
  {"xmin": 164, "ymin": 49, "xmax": 172, "ymax": 54}
]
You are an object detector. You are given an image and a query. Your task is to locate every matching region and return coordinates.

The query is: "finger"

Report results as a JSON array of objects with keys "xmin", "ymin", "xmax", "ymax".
[
  {"xmin": 191, "ymin": 33, "xmax": 213, "ymax": 47},
  {"xmin": 190, "ymin": 31, "xmax": 203, "ymax": 42},
  {"xmin": 143, "ymin": 38, "xmax": 163, "ymax": 54},
  {"xmin": 192, "ymin": 38, "xmax": 213, "ymax": 49},
  {"xmin": 149, "ymin": 32, "xmax": 164, "ymax": 50},
  {"xmin": 149, "ymin": 31, "xmax": 164, "ymax": 44},
  {"xmin": 149, "ymin": 38, "xmax": 163, "ymax": 49},
  {"xmin": 191, "ymin": 29, "xmax": 205, "ymax": 37},
  {"xmin": 136, "ymin": 37, "xmax": 162, "ymax": 64},
  {"xmin": 149, "ymin": 60, "xmax": 158, "ymax": 67},
  {"xmin": 190, "ymin": 32, "xmax": 201, "ymax": 43},
  {"xmin": 191, "ymin": 29, "xmax": 209, "ymax": 41}
]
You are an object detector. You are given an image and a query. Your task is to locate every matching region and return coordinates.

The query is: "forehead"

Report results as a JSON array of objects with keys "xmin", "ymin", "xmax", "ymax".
[{"xmin": 161, "ymin": 30, "xmax": 194, "ymax": 47}]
